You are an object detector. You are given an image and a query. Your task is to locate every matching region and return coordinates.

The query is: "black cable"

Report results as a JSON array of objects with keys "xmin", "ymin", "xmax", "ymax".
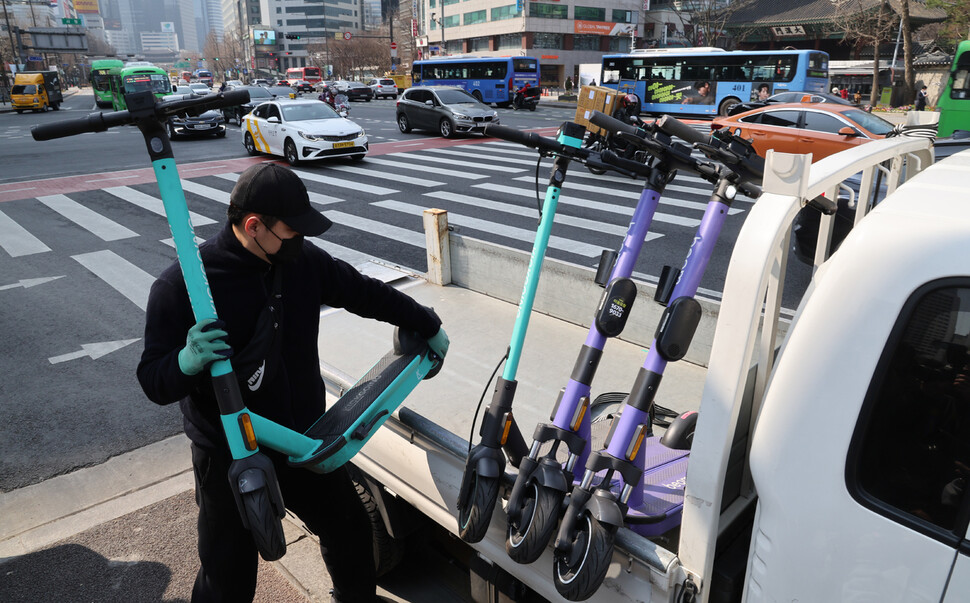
[{"xmin": 467, "ymin": 346, "xmax": 510, "ymax": 455}]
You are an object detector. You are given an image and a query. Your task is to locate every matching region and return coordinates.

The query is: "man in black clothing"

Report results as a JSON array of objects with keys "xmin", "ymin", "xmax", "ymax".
[{"xmin": 137, "ymin": 163, "xmax": 448, "ymax": 602}]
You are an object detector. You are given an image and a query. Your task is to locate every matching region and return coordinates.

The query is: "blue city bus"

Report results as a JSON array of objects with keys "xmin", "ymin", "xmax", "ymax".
[
  {"xmin": 600, "ymin": 48, "xmax": 830, "ymax": 117},
  {"xmin": 411, "ymin": 56, "xmax": 540, "ymax": 107}
]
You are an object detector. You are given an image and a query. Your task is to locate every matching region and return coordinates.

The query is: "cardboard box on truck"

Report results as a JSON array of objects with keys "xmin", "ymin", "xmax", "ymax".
[{"xmin": 574, "ymin": 85, "xmax": 618, "ymax": 136}]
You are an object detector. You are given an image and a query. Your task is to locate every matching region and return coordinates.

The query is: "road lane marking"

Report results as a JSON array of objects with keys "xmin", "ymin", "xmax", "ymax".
[
  {"xmin": 291, "ymin": 168, "xmax": 401, "ymax": 194},
  {"xmin": 180, "ymin": 179, "xmax": 231, "ymax": 204},
  {"xmin": 212, "ymin": 172, "xmax": 342, "ymax": 206},
  {"xmin": 323, "ymin": 210, "xmax": 426, "ymax": 248},
  {"xmin": 360, "ymin": 157, "xmax": 487, "ymax": 180}
]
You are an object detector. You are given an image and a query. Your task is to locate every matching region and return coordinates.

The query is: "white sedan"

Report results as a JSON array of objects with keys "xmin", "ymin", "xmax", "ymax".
[{"xmin": 242, "ymin": 99, "xmax": 368, "ymax": 165}]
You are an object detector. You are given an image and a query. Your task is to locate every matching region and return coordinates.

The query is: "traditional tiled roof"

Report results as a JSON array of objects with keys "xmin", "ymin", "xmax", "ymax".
[{"xmin": 727, "ymin": 0, "xmax": 946, "ymax": 27}]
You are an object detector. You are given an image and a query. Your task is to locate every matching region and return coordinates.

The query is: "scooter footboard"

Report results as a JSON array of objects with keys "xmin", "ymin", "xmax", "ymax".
[{"xmin": 290, "ymin": 329, "xmax": 435, "ymax": 473}]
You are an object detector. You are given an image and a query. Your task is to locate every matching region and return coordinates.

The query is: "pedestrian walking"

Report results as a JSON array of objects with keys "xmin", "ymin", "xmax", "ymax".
[{"xmin": 915, "ymin": 85, "xmax": 928, "ymax": 111}]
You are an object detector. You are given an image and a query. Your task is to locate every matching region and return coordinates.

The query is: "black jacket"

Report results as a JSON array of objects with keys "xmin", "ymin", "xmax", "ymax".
[{"xmin": 137, "ymin": 223, "xmax": 441, "ymax": 449}]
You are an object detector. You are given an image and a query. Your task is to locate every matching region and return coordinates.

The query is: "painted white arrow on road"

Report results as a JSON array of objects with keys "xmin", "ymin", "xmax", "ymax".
[
  {"xmin": 0, "ymin": 276, "xmax": 65, "ymax": 291},
  {"xmin": 48, "ymin": 338, "xmax": 141, "ymax": 365}
]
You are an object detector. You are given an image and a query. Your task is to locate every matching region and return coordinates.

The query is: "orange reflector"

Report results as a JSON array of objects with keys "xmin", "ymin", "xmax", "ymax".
[
  {"xmin": 628, "ymin": 428, "xmax": 646, "ymax": 461},
  {"xmin": 571, "ymin": 401, "xmax": 588, "ymax": 432},
  {"xmin": 500, "ymin": 413, "xmax": 514, "ymax": 446},
  {"xmin": 239, "ymin": 413, "xmax": 258, "ymax": 451}
]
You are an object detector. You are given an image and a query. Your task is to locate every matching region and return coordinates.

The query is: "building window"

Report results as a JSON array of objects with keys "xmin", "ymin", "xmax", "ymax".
[
  {"xmin": 497, "ymin": 33, "xmax": 522, "ymax": 50},
  {"xmin": 276, "ymin": 7, "xmax": 281, "ymax": 13},
  {"xmin": 574, "ymin": 6, "xmax": 605, "ymax": 21},
  {"xmin": 464, "ymin": 10, "xmax": 486, "ymax": 25},
  {"xmin": 609, "ymin": 37, "xmax": 631, "ymax": 52},
  {"xmin": 573, "ymin": 34, "xmax": 600, "ymax": 51},
  {"xmin": 530, "ymin": 2, "xmax": 567, "ymax": 19},
  {"xmin": 491, "ymin": 4, "xmax": 521, "ymax": 21},
  {"xmin": 443, "ymin": 14, "xmax": 459, "ymax": 27},
  {"xmin": 612, "ymin": 9, "xmax": 634, "ymax": 23},
  {"xmin": 533, "ymin": 32, "xmax": 563, "ymax": 49},
  {"xmin": 469, "ymin": 36, "xmax": 490, "ymax": 51}
]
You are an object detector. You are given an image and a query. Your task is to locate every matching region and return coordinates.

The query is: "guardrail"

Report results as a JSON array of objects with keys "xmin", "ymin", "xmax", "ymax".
[{"xmin": 679, "ymin": 134, "xmax": 934, "ymax": 589}]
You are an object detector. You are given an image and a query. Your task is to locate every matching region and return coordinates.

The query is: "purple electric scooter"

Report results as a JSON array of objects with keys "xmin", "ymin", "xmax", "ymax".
[{"xmin": 551, "ymin": 112, "xmax": 764, "ymax": 601}]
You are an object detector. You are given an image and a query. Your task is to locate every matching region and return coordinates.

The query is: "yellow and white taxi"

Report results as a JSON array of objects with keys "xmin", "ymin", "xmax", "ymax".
[{"xmin": 242, "ymin": 99, "xmax": 368, "ymax": 165}]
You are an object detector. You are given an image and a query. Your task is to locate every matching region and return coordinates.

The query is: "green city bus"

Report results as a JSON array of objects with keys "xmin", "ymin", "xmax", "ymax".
[
  {"xmin": 109, "ymin": 64, "xmax": 173, "ymax": 111},
  {"xmin": 89, "ymin": 59, "xmax": 124, "ymax": 108},
  {"xmin": 937, "ymin": 40, "xmax": 970, "ymax": 138}
]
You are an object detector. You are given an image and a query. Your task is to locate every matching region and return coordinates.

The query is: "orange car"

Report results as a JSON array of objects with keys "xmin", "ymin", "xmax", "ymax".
[{"xmin": 710, "ymin": 103, "xmax": 896, "ymax": 162}]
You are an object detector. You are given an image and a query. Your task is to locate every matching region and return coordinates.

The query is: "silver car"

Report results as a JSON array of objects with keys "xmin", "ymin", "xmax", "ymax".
[
  {"xmin": 396, "ymin": 86, "xmax": 500, "ymax": 138},
  {"xmin": 368, "ymin": 77, "xmax": 398, "ymax": 99}
]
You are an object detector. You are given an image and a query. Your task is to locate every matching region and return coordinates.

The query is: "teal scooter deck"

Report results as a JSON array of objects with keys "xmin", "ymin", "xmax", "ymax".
[{"xmin": 289, "ymin": 329, "xmax": 436, "ymax": 473}]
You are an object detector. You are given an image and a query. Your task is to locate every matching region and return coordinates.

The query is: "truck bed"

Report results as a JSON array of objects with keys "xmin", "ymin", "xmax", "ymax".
[{"xmin": 317, "ymin": 258, "xmax": 708, "ymax": 601}]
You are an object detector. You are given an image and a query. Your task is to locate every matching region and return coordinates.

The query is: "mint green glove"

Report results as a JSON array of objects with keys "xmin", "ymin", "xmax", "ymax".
[{"xmin": 177, "ymin": 318, "xmax": 233, "ymax": 376}]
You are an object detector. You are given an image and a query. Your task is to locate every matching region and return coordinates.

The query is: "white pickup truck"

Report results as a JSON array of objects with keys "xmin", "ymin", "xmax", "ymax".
[{"xmin": 319, "ymin": 133, "xmax": 970, "ymax": 602}]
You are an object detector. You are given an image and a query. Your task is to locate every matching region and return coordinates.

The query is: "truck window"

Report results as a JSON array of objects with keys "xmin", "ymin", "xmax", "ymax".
[{"xmin": 851, "ymin": 281, "xmax": 970, "ymax": 539}]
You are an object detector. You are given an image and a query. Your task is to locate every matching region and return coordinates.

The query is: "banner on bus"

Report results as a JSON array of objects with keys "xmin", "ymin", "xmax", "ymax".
[{"xmin": 642, "ymin": 79, "xmax": 717, "ymax": 105}]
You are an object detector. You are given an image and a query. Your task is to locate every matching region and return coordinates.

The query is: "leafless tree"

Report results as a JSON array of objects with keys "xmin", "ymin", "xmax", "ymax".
[
  {"xmin": 926, "ymin": 0, "xmax": 970, "ymax": 51},
  {"xmin": 670, "ymin": 0, "xmax": 754, "ymax": 48},
  {"xmin": 900, "ymin": 0, "xmax": 915, "ymax": 109},
  {"xmin": 833, "ymin": 0, "xmax": 898, "ymax": 104}
]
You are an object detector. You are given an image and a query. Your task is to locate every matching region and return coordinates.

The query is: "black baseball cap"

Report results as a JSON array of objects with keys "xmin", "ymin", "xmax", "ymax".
[{"xmin": 230, "ymin": 163, "xmax": 332, "ymax": 236}]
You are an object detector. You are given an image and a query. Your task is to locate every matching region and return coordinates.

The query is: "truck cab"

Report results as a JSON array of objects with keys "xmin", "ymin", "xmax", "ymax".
[{"xmin": 11, "ymin": 71, "xmax": 63, "ymax": 113}]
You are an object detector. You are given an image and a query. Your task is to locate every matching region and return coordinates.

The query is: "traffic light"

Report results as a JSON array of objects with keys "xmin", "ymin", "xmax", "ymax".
[
  {"xmin": 285, "ymin": 52, "xmax": 292, "ymax": 55},
  {"xmin": 284, "ymin": 34, "xmax": 302, "ymax": 40}
]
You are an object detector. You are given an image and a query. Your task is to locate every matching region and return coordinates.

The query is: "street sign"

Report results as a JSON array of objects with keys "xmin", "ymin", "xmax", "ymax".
[
  {"xmin": 61, "ymin": 18, "xmax": 81, "ymax": 25},
  {"xmin": 390, "ymin": 42, "xmax": 397, "ymax": 50},
  {"xmin": 28, "ymin": 56, "xmax": 43, "ymax": 62},
  {"xmin": 343, "ymin": 32, "xmax": 352, "ymax": 40}
]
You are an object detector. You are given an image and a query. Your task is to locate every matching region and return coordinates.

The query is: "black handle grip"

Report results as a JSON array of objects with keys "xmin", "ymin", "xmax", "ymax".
[
  {"xmin": 589, "ymin": 111, "xmax": 640, "ymax": 137},
  {"xmin": 599, "ymin": 150, "xmax": 652, "ymax": 178},
  {"xmin": 485, "ymin": 123, "xmax": 564, "ymax": 155},
  {"xmin": 157, "ymin": 89, "xmax": 251, "ymax": 118},
  {"xmin": 656, "ymin": 115, "xmax": 708, "ymax": 145},
  {"xmin": 31, "ymin": 111, "xmax": 130, "ymax": 141}
]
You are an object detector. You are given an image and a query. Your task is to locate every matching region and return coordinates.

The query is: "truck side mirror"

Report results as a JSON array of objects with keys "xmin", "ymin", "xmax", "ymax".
[{"xmin": 173, "ymin": 84, "xmax": 178, "ymax": 92}]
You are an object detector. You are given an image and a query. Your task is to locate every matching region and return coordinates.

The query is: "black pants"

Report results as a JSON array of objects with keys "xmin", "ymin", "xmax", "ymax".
[{"xmin": 190, "ymin": 443, "xmax": 376, "ymax": 602}]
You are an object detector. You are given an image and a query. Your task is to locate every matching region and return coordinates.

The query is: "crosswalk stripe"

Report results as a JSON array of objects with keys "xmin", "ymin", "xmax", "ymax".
[
  {"xmin": 0, "ymin": 209, "xmax": 50, "ymax": 256},
  {"xmin": 422, "ymin": 190, "xmax": 663, "ymax": 242},
  {"xmin": 418, "ymin": 147, "xmax": 539, "ymax": 166},
  {"xmin": 391, "ymin": 152, "xmax": 527, "ymax": 173},
  {"xmin": 321, "ymin": 163, "xmax": 444, "ymax": 187},
  {"xmin": 72, "ymin": 249, "xmax": 155, "ymax": 311},
  {"xmin": 374, "ymin": 199, "xmax": 603, "ymax": 258},
  {"xmin": 37, "ymin": 194, "xmax": 138, "ymax": 241},
  {"xmin": 103, "ymin": 186, "xmax": 216, "ymax": 227},
  {"xmin": 161, "ymin": 236, "xmax": 205, "ymax": 248},
  {"xmin": 293, "ymin": 168, "xmax": 401, "ymax": 195},
  {"xmin": 308, "ymin": 236, "xmax": 378, "ymax": 268},
  {"xmin": 360, "ymin": 157, "xmax": 487, "ymax": 180},
  {"xmin": 181, "ymin": 179, "xmax": 231, "ymax": 205},
  {"xmin": 476, "ymin": 183, "xmax": 700, "ymax": 227},
  {"xmin": 324, "ymin": 210, "xmax": 426, "ymax": 248},
  {"xmin": 509, "ymin": 176, "xmax": 743, "ymax": 215},
  {"xmin": 211, "ymin": 172, "xmax": 342, "ymax": 206},
  {"xmin": 478, "ymin": 143, "xmax": 551, "ymax": 157}
]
